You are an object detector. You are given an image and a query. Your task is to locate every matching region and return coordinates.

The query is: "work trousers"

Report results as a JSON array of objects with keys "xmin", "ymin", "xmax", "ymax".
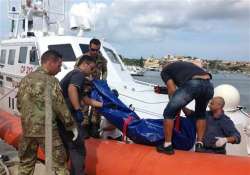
[
  {"xmin": 57, "ymin": 121, "xmax": 86, "ymax": 175},
  {"xmin": 18, "ymin": 133, "xmax": 69, "ymax": 175}
]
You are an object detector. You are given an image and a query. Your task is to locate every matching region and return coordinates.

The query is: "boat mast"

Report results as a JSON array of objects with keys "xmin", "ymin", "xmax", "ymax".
[{"xmin": 7, "ymin": 0, "xmax": 65, "ymax": 38}]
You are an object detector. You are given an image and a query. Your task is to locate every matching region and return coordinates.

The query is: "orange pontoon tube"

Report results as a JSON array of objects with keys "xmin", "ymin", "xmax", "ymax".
[{"xmin": 0, "ymin": 109, "xmax": 250, "ymax": 175}]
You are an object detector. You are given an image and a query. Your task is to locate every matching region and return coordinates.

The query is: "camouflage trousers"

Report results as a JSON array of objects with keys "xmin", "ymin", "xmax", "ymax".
[
  {"xmin": 82, "ymin": 107, "xmax": 101, "ymax": 125},
  {"xmin": 0, "ymin": 160, "xmax": 8, "ymax": 175},
  {"xmin": 18, "ymin": 133, "xmax": 69, "ymax": 175},
  {"xmin": 82, "ymin": 107, "xmax": 101, "ymax": 138}
]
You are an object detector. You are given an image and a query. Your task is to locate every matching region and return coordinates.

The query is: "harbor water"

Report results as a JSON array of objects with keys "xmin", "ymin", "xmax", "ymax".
[{"xmin": 133, "ymin": 71, "xmax": 250, "ymax": 112}]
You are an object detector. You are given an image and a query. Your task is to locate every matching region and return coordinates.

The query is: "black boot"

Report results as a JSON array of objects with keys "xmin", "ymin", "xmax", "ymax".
[
  {"xmin": 82, "ymin": 125, "xmax": 90, "ymax": 139},
  {"xmin": 90, "ymin": 124, "xmax": 100, "ymax": 138},
  {"xmin": 156, "ymin": 144, "xmax": 175, "ymax": 155}
]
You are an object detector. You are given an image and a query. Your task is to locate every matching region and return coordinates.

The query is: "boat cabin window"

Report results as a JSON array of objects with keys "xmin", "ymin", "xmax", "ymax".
[
  {"xmin": 30, "ymin": 47, "xmax": 39, "ymax": 65},
  {"xmin": 6, "ymin": 77, "xmax": 12, "ymax": 82},
  {"xmin": 18, "ymin": 47, "xmax": 28, "ymax": 64},
  {"xmin": 8, "ymin": 49, "xmax": 16, "ymax": 65},
  {"xmin": 103, "ymin": 47, "xmax": 121, "ymax": 65},
  {"xmin": 48, "ymin": 44, "xmax": 76, "ymax": 61},
  {"xmin": 0, "ymin": 49, "xmax": 7, "ymax": 64},
  {"xmin": 79, "ymin": 44, "xmax": 89, "ymax": 53}
]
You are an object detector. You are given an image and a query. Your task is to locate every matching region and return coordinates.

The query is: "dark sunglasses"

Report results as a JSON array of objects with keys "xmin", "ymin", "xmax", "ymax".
[{"xmin": 90, "ymin": 48, "xmax": 100, "ymax": 52}]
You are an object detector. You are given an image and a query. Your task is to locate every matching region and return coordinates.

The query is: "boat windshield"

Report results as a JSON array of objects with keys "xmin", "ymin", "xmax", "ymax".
[
  {"xmin": 79, "ymin": 44, "xmax": 89, "ymax": 53},
  {"xmin": 48, "ymin": 44, "xmax": 76, "ymax": 61},
  {"xmin": 103, "ymin": 47, "xmax": 121, "ymax": 65}
]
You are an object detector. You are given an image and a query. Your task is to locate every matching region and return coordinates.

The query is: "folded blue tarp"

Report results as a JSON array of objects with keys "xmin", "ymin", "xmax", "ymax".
[{"xmin": 91, "ymin": 80, "xmax": 196, "ymax": 150}]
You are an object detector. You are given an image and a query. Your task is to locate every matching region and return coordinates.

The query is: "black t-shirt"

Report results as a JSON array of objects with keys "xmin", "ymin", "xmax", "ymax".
[
  {"xmin": 160, "ymin": 61, "xmax": 211, "ymax": 86},
  {"xmin": 60, "ymin": 68, "xmax": 87, "ymax": 111}
]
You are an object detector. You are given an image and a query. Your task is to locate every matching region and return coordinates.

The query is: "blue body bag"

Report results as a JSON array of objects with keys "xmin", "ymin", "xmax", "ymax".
[{"xmin": 91, "ymin": 80, "xmax": 196, "ymax": 150}]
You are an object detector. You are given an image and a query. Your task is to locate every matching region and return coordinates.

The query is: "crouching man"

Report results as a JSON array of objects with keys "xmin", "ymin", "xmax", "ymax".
[
  {"xmin": 183, "ymin": 96, "xmax": 241, "ymax": 154},
  {"xmin": 58, "ymin": 55, "xmax": 103, "ymax": 175}
]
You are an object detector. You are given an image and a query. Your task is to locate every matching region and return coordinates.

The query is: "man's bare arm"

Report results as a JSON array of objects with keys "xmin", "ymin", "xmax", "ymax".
[
  {"xmin": 182, "ymin": 107, "xmax": 194, "ymax": 117},
  {"xmin": 166, "ymin": 79, "xmax": 176, "ymax": 99},
  {"xmin": 82, "ymin": 96, "xmax": 103, "ymax": 108},
  {"xmin": 68, "ymin": 84, "xmax": 81, "ymax": 110}
]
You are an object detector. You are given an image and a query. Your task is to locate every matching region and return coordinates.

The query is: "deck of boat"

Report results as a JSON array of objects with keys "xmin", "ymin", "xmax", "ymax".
[{"xmin": 0, "ymin": 139, "xmax": 45, "ymax": 175}]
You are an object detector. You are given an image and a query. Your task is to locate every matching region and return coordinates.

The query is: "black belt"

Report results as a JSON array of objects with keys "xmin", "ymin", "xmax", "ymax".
[
  {"xmin": 192, "ymin": 77, "xmax": 210, "ymax": 80},
  {"xmin": 191, "ymin": 75, "xmax": 211, "ymax": 80}
]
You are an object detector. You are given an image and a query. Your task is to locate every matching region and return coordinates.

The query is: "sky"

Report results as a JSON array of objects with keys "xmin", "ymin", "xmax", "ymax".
[{"xmin": 0, "ymin": 0, "xmax": 250, "ymax": 61}]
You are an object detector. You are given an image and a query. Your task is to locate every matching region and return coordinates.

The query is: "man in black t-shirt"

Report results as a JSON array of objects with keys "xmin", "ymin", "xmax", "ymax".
[
  {"xmin": 157, "ymin": 61, "xmax": 214, "ymax": 155},
  {"xmin": 58, "ymin": 55, "xmax": 103, "ymax": 175}
]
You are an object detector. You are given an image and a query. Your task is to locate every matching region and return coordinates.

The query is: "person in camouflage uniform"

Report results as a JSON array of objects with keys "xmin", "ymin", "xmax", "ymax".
[
  {"xmin": 76, "ymin": 38, "xmax": 107, "ymax": 138},
  {"xmin": 75, "ymin": 39, "xmax": 107, "ymax": 80},
  {"xmin": 16, "ymin": 50, "xmax": 77, "ymax": 175}
]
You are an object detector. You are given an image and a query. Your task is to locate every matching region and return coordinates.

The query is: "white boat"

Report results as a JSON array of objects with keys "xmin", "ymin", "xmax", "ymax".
[
  {"xmin": 126, "ymin": 65, "xmax": 145, "ymax": 76},
  {"xmin": 0, "ymin": 0, "xmax": 249, "ymax": 157}
]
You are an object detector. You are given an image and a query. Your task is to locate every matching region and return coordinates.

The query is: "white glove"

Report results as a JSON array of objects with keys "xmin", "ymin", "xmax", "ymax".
[
  {"xmin": 215, "ymin": 137, "xmax": 227, "ymax": 147},
  {"xmin": 68, "ymin": 126, "xmax": 78, "ymax": 141}
]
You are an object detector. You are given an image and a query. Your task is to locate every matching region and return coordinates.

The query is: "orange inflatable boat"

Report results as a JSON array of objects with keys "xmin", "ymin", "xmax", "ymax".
[{"xmin": 0, "ymin": 109, "xmax": 250, "ymax": 175}]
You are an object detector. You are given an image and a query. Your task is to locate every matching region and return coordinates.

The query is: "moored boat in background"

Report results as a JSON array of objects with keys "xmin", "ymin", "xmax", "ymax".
[{"xmin": 126, "ymin": 65, "xmax": 145, "ymax": 76}]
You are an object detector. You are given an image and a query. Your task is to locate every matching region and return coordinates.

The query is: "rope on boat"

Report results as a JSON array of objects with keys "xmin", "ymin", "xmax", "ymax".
[
  {"xmin": 226, "ymin": 106, "xmax": 250, "ymax": 118},
  {"xmin": 0, "ymin": 87, "xmax": 17, "ymax": 102},
  {"xmin": 119, "ymin": 93, "xmax": 167, "ymax": 104},
  {"xmin": 135, "ymin": 107, "xmax": 163, "ymax": 118},
  {"xmin": 0, "ymin": 160, "xmax": 10, "ymax": 175},
  {"xmin": 133, "ymin": 79, "xmax": 156, "ymax": 87},
  {"xmin": 239, "ymin": 109, "xmax": 250, "ymax": 118}
]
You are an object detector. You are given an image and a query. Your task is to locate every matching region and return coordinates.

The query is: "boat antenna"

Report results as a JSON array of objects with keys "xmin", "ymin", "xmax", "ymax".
[
  {"xmin": 11, "ymin": 7, "xmax": 16, "ymax": 33},
  {"xmin": 7, "ymin": 0, "xmax": 24, "ymax": 38},
  {"xmin": 42, "ymin": 0, "xmax": 49, "ymax": 35},
  {"xmin": 93, "ymin": 0, "xmax": 96, "ymax": 34}
]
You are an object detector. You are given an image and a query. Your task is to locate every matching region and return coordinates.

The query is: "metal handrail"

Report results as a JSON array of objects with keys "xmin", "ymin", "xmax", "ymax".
[{"xmin": 133, "ymin": 79, "xmax": 156, "ymax": 87}]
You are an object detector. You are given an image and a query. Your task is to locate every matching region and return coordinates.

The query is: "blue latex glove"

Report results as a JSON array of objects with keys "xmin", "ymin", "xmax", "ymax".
[
  {"xmin": 103, "ymin": 102, "xmax": 118, "ymax": 109},
  {"xmin": 74, "ymin": 109, "xmax": 84, "ymax": 123}
]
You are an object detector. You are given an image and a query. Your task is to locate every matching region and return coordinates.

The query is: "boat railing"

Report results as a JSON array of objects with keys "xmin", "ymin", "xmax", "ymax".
[
  {"xmin": 237, "ymin": 106, "xmax": 250, "ymax": 118},
  {"xmin": 133, "ymin": 79, "xmax": 156, "ymax": 87}
]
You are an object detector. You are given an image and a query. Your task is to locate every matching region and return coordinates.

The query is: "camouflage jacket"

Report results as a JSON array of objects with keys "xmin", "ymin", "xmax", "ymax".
[
  {"xmin": 75, "ymin": 52, "xmax": 107, "ymax": 80},
  {"xmin": 93, "ymin": 53, "xmax": 107, "ymax": 80},
  {"xmin": 16, "ymin": 67, "xmax": 75, "ymax": 137}
]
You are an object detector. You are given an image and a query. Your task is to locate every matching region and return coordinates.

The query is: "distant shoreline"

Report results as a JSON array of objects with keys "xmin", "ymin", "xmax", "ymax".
[
  {"xmin": 133, "ymin": 70, "xmax": 250, "ymax": 113},
  {"xmin": 122, "ymin": 58, "xmax": 250, "ymax": 75},
  {"xmin": 211, "ymin": 70, "xmax": 250, "ymax": 76}
]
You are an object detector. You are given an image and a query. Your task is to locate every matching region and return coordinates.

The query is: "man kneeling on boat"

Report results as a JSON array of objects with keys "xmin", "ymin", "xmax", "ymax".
[{"xmin": 183, "ymin": 96, "xmax": 241, "ymax": 154}]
